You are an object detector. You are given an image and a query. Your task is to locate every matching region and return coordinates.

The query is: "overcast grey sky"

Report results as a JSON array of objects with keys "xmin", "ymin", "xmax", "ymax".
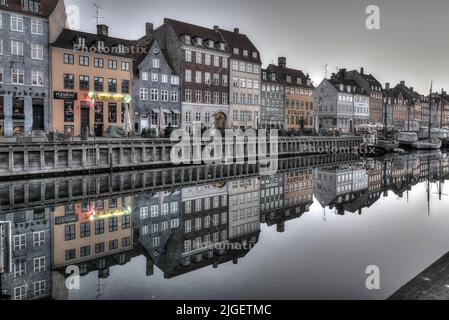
[{"xmin": 64, "ymin": 0, "xmax": 449, "ymax": 93}]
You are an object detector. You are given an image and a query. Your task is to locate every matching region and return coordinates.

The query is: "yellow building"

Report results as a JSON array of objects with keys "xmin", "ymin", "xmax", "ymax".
[
  {"xmin": 52, "ymin": 197, "xmax": 133, "ymax": 269},
  {"xmin": 51, "ymin": 25, "xmax": 134, "ymax": 138}
]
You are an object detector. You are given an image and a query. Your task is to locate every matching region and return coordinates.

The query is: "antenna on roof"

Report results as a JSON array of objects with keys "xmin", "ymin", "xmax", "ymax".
[
  {"xmin": 93, "ymin": 3, "xmax": 104, "ymax": 25},
  {"xmin": 324, "ymin": 64, "xmax": 328, "ymax": 79}
]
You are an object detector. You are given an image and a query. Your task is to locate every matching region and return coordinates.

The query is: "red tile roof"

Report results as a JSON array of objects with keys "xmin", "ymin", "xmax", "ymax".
[{"xmin": 219, "ymin": 28, "xmax": 261, "ymax": 64}]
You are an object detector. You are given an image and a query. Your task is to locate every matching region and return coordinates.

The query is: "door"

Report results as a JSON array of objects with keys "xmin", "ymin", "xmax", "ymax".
[
  {"xmin": 81, "ymin": 108, "xmax": 90, "ymax": 140},
  {"xmin": 32, "ymin": 104, "xmax": 44, "ymax": 131}
]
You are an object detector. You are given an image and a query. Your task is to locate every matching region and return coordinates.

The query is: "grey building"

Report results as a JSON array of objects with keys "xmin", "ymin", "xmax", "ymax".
[
  {"xmin": 134, "ymin": 25, "xmax": 181, "ymax": 135},
  {"xmin": 261, "ymin": 69, "xmax": 285, "ymax": 130},
  {"xmin": 0, "ymin": 208, "xmax": 52, "ymax": 300},
  {"xmin": 0, "ymin": 0, "xmax": 66, "ymax": 138}
]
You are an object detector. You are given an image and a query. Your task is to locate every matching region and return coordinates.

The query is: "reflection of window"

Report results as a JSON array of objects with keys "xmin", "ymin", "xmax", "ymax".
[
  {"xmin": 0, "ymin": 96, "xmax": 4, "ymax": 116},
  {"xmin": 108, "ymin": 103, "xmax": 117, "ymax": 123},
  {"xmin": 64, "ymin": 101, "xmax": 74, "ymax": 122},
  {"xmin": 94, "ymin": 102, "xmax": 103, "ymax": 123}
]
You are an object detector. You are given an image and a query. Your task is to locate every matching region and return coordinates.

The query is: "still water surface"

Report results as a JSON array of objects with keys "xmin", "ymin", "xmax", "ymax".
[{"xmin": 1, "ymin": 151, "xmax": 449, "ymax": 300}]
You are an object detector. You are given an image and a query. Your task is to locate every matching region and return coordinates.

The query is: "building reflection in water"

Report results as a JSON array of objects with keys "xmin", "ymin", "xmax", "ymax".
[{"xmin": 1, "ymin": 152, "xmax": 448, "ymax": 300}]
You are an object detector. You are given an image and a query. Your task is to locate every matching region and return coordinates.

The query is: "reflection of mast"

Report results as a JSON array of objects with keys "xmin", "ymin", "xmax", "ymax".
[{"xmin": 427, "ymin": 157, "xmax": 431, "ymax": 216}]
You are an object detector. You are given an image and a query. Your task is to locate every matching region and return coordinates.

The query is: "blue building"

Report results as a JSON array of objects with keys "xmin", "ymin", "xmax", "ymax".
[
  {"xmin": 0, "ymin": 0, "xmax": 66, "ymax": 138},
  {"xmin": 134, "ymin": 25, "xmax": 181, "ymax": 136}
]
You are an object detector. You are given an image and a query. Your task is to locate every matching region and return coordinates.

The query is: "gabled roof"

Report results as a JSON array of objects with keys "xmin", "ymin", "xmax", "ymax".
[
  {"xmin": 52, "ymin": 29, "xmax": 137, "ymax": 59},
  {"xmin": 267, "ymin": 64, "xmax": 314, "ymax": 88},
  {"xmin": 0, "ymin": 0, "xmax": 60, "ymax": 18},
  {"xmin": 219, "ymin": 28, "xmax": 261, "ymax": 64},
  {"xmin": 164, "ymin": 18, "xmax": 223, "ymax": 43},
  {"xmin": 328, "ymin": 78, "xmax": 368, "ymax": 95}
]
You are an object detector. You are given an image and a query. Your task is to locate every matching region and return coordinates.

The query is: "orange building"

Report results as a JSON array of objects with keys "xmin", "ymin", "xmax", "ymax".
[{"xmin": 51, "ymin": 25, "xmax": 135, "ymax": 138}]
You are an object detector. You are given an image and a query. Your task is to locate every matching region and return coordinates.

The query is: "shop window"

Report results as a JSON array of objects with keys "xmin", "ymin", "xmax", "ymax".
[
  {"xmin": 95, "ymin": 102, "xmax": 104, "ymax": 123},
  {"xmin": 0, "ymin": 96, "xmax": 4, "ymax": 117},
  {"xmin": 12, "ymin": 97, "xmax": 24, "ymax": 118},
  {"xmin": 108, "ymin": 103, "xmax": 117, "ymax": 123},
  {"xmin": 64, "ymin": 101, "xmax": 74, "ymax": 122}
]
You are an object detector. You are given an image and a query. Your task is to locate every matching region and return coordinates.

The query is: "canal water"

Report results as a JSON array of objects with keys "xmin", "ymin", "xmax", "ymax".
[{"xmin": 1, "ymin": 151, "xmax": 449, "ymax": 300}]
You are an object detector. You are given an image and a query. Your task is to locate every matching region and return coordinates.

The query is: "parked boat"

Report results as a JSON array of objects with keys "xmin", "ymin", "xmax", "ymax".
[
  {"xmin": 411, "ymin": 138, "xmax": 442, "ymax": 150},
  {"xmin": 396, "ymin": 132, "xmax": 418, "ymax": 147},
  {"xmin": 418, "ymin": 127, "xmax": 448, "ymax": 140}
]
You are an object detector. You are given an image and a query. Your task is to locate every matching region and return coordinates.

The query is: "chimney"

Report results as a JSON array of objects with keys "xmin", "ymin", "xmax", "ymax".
[
  {"xmin": 97, "ymin": 24, "xmax": 109, "ymax": 37},
  {"xmin": 213, "ymin": 25, "xmax": 219, "ymax": 33},
  {"xmin": 234, "ymin": 28, "xmax": 239, "ymax": 35},
  {"xmin": 385, "ymin": 83, "xmax": 390, "ymax": 90},
  {"xmin": 146, "ymin": 22, "xmax": 154, "ymax": 39},
  {"xmin": 400, "ymin": 80, "xmax": 405, "ymax": 86},
  {"xmin": 278, "ymin": 57, "xmax": 286, "ymax": 68},
  {"xmin": 338, "ymin": 68, "xmax": 347, "ymax": 79},
  {"xmin": 410, "ymin": 87, "xmax": 414, "ymax": 93},
  {"xmin": 360, "ymin": 67, "xmax": 364, "ymax": 74}
]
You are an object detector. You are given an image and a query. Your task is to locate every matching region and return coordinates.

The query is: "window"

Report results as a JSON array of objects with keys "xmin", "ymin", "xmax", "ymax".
[
  {"xmin": 185, "ymin": 69, "xmax": 192, "ymax": 82},
  {"xmin": 170, "ymin": 91, "xmax": 179, "ymax": 102},
  {"xmin": 222, "ymin": 93, "xmax": 228, "ymax": 105},
  {"xmin": 34, "ymin": 281, "xmax": 46, "ymax": 297},
  {"xmin": 14, "ymin": 286, "xmax": 26, "ymax": 300},
  {"xmin": 171, "ymin": 76, "xmax": 180, "ymax": 85},
  {"xmin": 62, "ymin": 74, "xmax": 75, "ymax": 90},
  {"xmin": 64, "ymin": 53, "xmax": 74, "ymax": 64},
  {"xmin": 32, "ymin": 70, "xmax": 43, "ymax": 86},
  {"xmin": 80, "ymin": 222, "xmax": 90, "ymax": 238},
  {"xmin": 161, "ymin": 90, "xmax": 168, "ymax": 102},
  {"xmin": 153, "ymin": 237, "xmax": 160, "ymax": 247},
  {"xmin": 64, "ymin": 101, "xmax": 74, "ymax": 122},
  {"xmin": 205, "ymin": 54, "xmax": 211, "ymax": 65},
  {"xmin": 108, "ymin": 78, "xmax": 117, "ymax": 92},
  {"xmin": 121, "ymin": 61, "xmax": 130, "ymax": 71},
  {"xmin": 33, "ymin": 256, "xmax": 46, "ymax": 273},
  {"xmin": 161, "ymin": 74, "xmax": 168, "ymax": 83},
  {"xmin": 65, "ymin": 249, "xmax": 76, "ymax": 261},
  {"xmin": 171, "ymin": 218, "xmax": 179, "ymax": 229},
  {"xmin": 79, "ymin": 55, "xmax": 89, "ymax": 66},
  {"xmin": 214, "ymin": 56, "xmax": 220, "ymax": 67},
  {"xmin": 109, "ymin": 239, "xmax": 119, "ymax": 250},
  {"xmin": 195, "ymin": 71, "xmax": 202, "ymax": 84},
  {"xmin": 13, "ymin": 259, "xmax": 26, "ymax": 278},
  {"xmin": 153, "ymin": 58, "xmax": 160, "ymax": 68},
  {"xmin": 109, "ymin": 217, "xmax": 118, "ymax": 232},
  {"xmin": 94, "ymin": 77, "xmax": 104, "ymax": 91},
  {"xmin": 121, "ymin": 80, "xmax": 129, "ymax": 94},
  {"xmin": 11, "ymin": 40, "xmax": 24, "ymax": 57},
  {"xmin": 195, "ymin": 52, "xmax": 202, "ymax": 64},
  {"xmin": 233, "ymin": 48, "xmax": 239, "ymax": 55},
  {"xmin": 222, "ymin": 57, "xmax": 228, "ymax": 68},
  {"xmin": 185, "ymin": 220, "xmax": 192, "ymax": 233},
  {"xmin": 185, "ymin": 50, "xmax": 192, "ymax": 62},
  {"xmin": 33, "ymin": 231, "xmax": 45, "ymax": 247},
  {"xmin": 95, "ymin": 242, "xmax": 105, "ymax": 253},
  {"xmin": 79, "ymin": 75, "xmax": 89, "ymax": 90},
  {"xmin": 31, "ymin": 18, "xmax": 43, "ymax": 35},
  {"xmin": 95, "ymin": 58, "xmax": 104, "ymax": 68},
  {"xmin": 108, "ymin": 60, "xmax": 117, "ymax": 69},
  {"xmin": 122, "ymin": 237, "xmax": 131, "ymax": 247},
  {"xmin": 108, "ymin": 103, "xmax": 117, "ymax": 123},
  {"xmin": 80, "ymin": 246, "xmax": 90, "ymax": 257},
  {"xmin": 22, "ymin": 0, "xmax": 41, "ymax": 13},
  {"xmin": 141, "ymin": 71, "xmax": 149, "ymax": 81},
  {"xmin": 151, "ymin": 89, "xmax": 158, "ymax": 101},
  {"xmin": 185, "ymin": 89, "xmax": 192, "ymax": 102},
  {"xmin": 11, "ymin": 14, "xmax": 24, "ymax": 32},
  {"xmin": 196, "ymin": 90, "xmax": 202, "ymax": 103},
  {"xmin": 122, "ymin": 215, "xmax": 130, "ymax": 229},
  {"xmin": 140, "ymin": 88, "xmax": 148, "ymax": 100},
  {"xmin": 205, "ymin": 91, "xmax": 211, "ymax": 104},
  {"xmin": 95, "ymin": 220, "xmax": 105, "ymax": 235},
  {"xmin": 65, "ymin": 224, "xmax": 76, "ymax": 241},
  {"xmin": 222, "ymin": 75, "xmax": 228, "ymax": 86}
]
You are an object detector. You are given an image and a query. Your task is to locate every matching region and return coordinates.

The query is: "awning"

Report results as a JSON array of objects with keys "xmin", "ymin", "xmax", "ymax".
[
  {"xmin": 172, "ymin": 110, "xmax": 181, "ymax": 114},
  {"xmin": 162, "ymin": 110, "xmax": 171, "ymax": 114},
  {"xmin": 152, "ymin": 109, "xmax": 160, "ymax": 113}
]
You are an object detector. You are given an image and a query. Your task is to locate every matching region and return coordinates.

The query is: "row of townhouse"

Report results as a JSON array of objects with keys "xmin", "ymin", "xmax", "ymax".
[
  {"xmin": 0, "ymin": 0, "xmax": 315, "ymax": 139},
  {"xmin": 315, "ymin": 68, "xmax": 449, "ymax": 133}
]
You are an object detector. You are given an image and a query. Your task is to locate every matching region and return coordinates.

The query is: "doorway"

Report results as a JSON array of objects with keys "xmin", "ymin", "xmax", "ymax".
[
  {"xmin": 32, "ymin": 99, "xmax": 44, "ymax": 131},
  {"xmin": 81, "ymin": 107, "xmax": 90, "ymax": 140}
]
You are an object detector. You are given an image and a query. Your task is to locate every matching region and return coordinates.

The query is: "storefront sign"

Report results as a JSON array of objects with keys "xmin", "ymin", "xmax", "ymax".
[
  {"xmin": 54, "ymin": 91, "xmax": 77, "ymax": 100},
  {"xmin": 90, "ymin": 92, "xmax": 131, "ymax": 103},
  {"xmin": 55, "ymin": 215, "xmax": 78, "ymax": 225}
]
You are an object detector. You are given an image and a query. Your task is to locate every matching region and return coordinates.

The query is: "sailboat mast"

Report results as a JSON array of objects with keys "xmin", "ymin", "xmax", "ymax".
[{"xmin": 428, "ymin": 81, "xmax": 433, "ymax": 139}]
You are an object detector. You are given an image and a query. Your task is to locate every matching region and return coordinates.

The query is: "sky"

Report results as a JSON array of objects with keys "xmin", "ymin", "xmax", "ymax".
[{"xmin": 64, "ymin": 0, "xmax": 449, "ymax": 94}]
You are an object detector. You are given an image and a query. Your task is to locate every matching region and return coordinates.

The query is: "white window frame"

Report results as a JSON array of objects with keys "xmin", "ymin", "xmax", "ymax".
[
  {"xmin": 140, "ymin": 88, "xmax": 148, "ymax": 100},
  {"xmin": 31, "ymin": 69, "xmax": 44, "ymax": 86},
  {"xmin": 33, "ymin": 231, "xmax": 45, "ymax": 247},
  {"xmin": 31, "ymin": 18, "xmax": 44, "ymax": 35},
  {"xmin": 31, "ymin": 44, "xmax": 44, "ymax": 60},
  {"xmin": 11, "ymin": 14, "xmax": 24, "ymax": 32},
  {"xmin": 11, "ymin": 40, "xmax": 24, "ymax": 57},
  {"xmin": 34, "ymin": 280, "xmax": 46, "ymax": 297},
  {"xmin": 33, "ymin": 256, "xmax": 46, "ymax": 273},
  {"xmin": 14, "ymin": 286, "xmax": 26, "ymax": 300}
]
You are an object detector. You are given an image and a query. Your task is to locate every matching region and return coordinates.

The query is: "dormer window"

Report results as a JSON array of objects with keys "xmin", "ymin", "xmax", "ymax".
[
  {"xmin": 97, "ymin": 40, "xmax": 105, "ymax": 50},
  {"xmin": 307, "ymin": 79, "xmax": 311, "ymax": 86},
  {"xmin": 297, "ymin": 78, "xmax": 301, "ymax": 85},
  {"xmin": 208, "ymin": 40, "xmax": 214, "ymax": 48},
  {"xmin": 271, "ymin": 74, "xmax": 276, "ymax": 81},
  {"xmin": 22, "ymin": 0, "xmax": 41, "ymax": 13},
  {"xmin": 116, "ymin": 44, "xmax": 126, "ymax": 54},
  {"xmin": 243, "ymin": 50, "xmax": 248, "ymax": 57},
  {"xmin": 77, "ymin": 37, "xmax": 86, "ymax": 47},
  {"xmin": 184, "ymin": 35, "xmax": 191, "ymax": 45},
  {"xmin": 262, "ymin": 72, "xmax": 267, "ymax": 80},
  {"xmin": 196, "ymin": 37, "xmax": 202, "ymax": 45},
  {"xmin": 252, "ymin": 52, "xmax": 258, "ymax": 59},
  {"xmin": 286, "ymin": 75, "xmax": 291, "ymax": 83},
  {"xmin": 219, "ymin": 43, "xmax": 225, "ymax": 50},
  {"xmin": 233, "ymin": 48, "xmax": 239, "ymax": 55}
]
